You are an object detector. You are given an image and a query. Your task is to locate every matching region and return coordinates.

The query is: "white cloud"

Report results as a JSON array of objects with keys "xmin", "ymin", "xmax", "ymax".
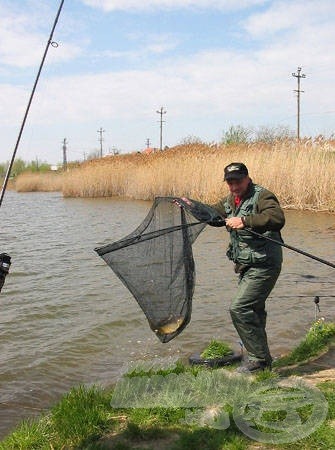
[
  {"xmin": 96, "ymin": 33, "xmax": 180, "ymax": 61},
  {"xmin": 1, "ymin": 26, "xmax": 334, "ymax": 130},
  {"xmin": 244, "ymin": 0, "xmax": 335, "ymax": 37},
  {"xmin": 0, "ymin": 4, "xmax": 44, "ymax": 67},
  {"xmin": 1, "ymin": 0, "xmax": 335, "ymax": 163},
  {"xmin": 0, "ymin": 48, "xmax": 301, "ymax": 128},
  {"xmin": 0, "ymin": 3, "xmax": 82, "ymax": 68},
  {"xmin": 146, "ymin": 40, "xmax": 178, "ymax": 55},
  {"xmin": 0, "ymin": 28, "xmax": 82, "ymax": 68},
  {"xmin": 0, "ymin": 84, "xmax": 29, "ymax": 124},
  {"xmin": 81, "ymin": 0, "xmax": 267, "ymax": 12}
]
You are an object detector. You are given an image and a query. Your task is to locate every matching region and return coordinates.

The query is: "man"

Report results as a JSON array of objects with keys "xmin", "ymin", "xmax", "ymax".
[
  {"xmin": 212, "ymin": 162, "xmax": 285, "ymax": 373},
  {"xmin": 180, "ymin": 162, "xmax": 284, "ymax": 372}
]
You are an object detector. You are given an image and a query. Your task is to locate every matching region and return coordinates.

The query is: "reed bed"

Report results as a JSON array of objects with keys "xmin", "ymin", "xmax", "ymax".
[
  {"xmin": 15, "ymin": 171, "xmax": 63, "ymax": 193},
  {"xmin": 62, "ymin": 141, "xmax": 335, "ymax": 212}
]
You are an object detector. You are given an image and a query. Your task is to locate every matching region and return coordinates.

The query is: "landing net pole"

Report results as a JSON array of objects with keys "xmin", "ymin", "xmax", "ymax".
[{"xmin": 0, "ymin": 0, "xmax": 65, "ymax": 208}]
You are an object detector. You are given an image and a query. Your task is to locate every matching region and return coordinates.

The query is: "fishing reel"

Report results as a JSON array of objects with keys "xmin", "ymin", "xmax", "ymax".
[{"xmin": 0, "ymin": 253, "xmax": 11, "ymax": 293}]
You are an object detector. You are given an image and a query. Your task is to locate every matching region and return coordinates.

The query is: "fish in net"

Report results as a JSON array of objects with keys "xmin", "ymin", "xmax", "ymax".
[{"xmin": 94, "ymin": 197, "xmax": 223, "ymax": 343}]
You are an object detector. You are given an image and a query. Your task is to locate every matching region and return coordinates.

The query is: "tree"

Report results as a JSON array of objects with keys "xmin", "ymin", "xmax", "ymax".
[
  {"xmin": 255, "ymin": 125, "xmax": 294, "ymax": 143},
  {"xmin": 10, "ymin": 158, "xmax": 27, "ymax": 177},
  {"xmin": 179, "ymin": 135, "xmax": 206, "ymax": 145},
  {"xmin": 26, "ymin": 160, "xmax": 50, "ymax": 173},
  {"xmin": 0, "ymin": 163, "xmax": 8, "ymax": 178},
  {"xmin": 222, "ymin": 125, "xmax": 251, "ymax": 145}
]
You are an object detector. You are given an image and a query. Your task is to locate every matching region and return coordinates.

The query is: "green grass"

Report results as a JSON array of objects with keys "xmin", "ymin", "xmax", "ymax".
[
  {"xmin": 273, "ymin": 319, "xmax": 335, "ymax": 368},
  {"xmin": 256, "ymin": 381, "xmax": 335, "ymax": 450},
  {"xmin": 0, "ymin": 416, "xmax": 52, "ymax": 450},
  {"xmin": 200, "ymin": 340, "xmax": 233, "ymax": 359},
  {"xmin": 0, "ymin": 385, "xmax": 114, "ymax": 450},
  {"xmin": 50, "ymin": 384, "xmax": 113, "ymax": 447},
  {"xmin": 1, "ymin": 321, "xmax": 335, "ymax": 450},
  {"xmin": 125, "ymin": 359, "xmax": 201, "ymax": 378}
]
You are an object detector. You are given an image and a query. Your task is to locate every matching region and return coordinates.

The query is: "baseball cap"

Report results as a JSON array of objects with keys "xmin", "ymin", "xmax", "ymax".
[{"xmin": 224, "ymin": 162, "xmax": 248, "ymax": 181}]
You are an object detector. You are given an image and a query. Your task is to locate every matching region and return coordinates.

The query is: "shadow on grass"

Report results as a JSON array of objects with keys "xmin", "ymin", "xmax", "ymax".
[
  {"xmin": 274, "ymin": 341, "xmax": 335, "ymax": 379},
  {"xmin": 86, "ymin": 421, "xmax": 248, "ymax": 450}
]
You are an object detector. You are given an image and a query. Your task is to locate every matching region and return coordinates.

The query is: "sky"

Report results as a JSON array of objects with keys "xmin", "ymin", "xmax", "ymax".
[{"xmin": 0, "ymin": 0, "xmax": 334, "ymax": 164}]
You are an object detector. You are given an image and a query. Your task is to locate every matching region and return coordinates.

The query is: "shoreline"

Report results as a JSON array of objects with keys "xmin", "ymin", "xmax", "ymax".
[{"xmin": 1, "ymin": 325, "xmax": 335, "ymax": 449}]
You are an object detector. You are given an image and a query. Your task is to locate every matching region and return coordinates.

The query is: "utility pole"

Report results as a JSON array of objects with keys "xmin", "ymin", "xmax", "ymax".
[
  {"xmin": 292, "ymin": 67, "xmax": 306, "ymax": 140},
  {"xmin": 97, "ymin": 127, "xmax": 105, "ymax": 157},
  {"xmin": 62, "ymin": 138, "xmax": 68, "ymax": 171},
  {"xmin": 156, "ymin": 107, "xmax": 166, "ymax": 151}
]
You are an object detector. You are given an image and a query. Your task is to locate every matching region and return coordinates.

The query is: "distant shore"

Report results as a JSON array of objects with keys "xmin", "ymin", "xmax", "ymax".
[{"xmin": 11, "ymin": 141, "xmax": 335, "ymax": 212}]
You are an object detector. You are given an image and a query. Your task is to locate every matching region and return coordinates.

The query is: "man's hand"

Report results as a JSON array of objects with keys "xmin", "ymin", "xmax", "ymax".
[
  {"xmin": 225, "ymin": 217, "xmax": 245, "ymax": 230},
  {"xmin": 181, "ymin": 197, "xmax": 192, "ymax": 206},
  {"xmin": 173, "ymin": 197, "xmax": 193, "ymax": 208}
]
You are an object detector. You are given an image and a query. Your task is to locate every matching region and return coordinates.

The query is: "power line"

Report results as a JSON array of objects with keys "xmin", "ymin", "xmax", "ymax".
[
  {"xmin": 156, "ymin": 107, "xmax": 166, "ymax": 151},
  {"xmin": 292, "ymin": 67, "xmax": 306, "ymax": 140},
  {"xmin": 97, "ymin": 127, "xmax": 105, "ymax": 158},
  {"xmin": 62, "ymin": 138, "xmax": 67, "ymax": 171}
]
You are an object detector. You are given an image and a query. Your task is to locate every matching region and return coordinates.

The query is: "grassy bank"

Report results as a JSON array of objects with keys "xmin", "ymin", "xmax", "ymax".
[
  {"xmin": 273, "ymin": 319, "xmax": 335, "ymax": 369},
  {"xmin": 2, "ymin": 321, "xmax": 335, "ymax": 450}
]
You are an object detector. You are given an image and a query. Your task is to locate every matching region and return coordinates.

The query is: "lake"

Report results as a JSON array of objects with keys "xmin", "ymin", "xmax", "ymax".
[{"xmin": 0, "ymin": 191, "xmax": 334, "ymax": 439}]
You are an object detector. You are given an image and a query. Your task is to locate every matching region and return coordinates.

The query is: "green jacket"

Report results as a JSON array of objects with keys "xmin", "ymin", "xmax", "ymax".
[{"xmin": 213, "ymin": 182, "xmax": 285, "ymax": 267}]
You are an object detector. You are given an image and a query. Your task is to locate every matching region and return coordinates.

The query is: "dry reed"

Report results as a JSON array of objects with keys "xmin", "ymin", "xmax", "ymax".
[
  {"xmin": 15, "ymin": 172, "xmax": 63, "ymax": 193},
  {"xmin": 62, "ymin": 142, "xmax": 335, "ymax": 212}
]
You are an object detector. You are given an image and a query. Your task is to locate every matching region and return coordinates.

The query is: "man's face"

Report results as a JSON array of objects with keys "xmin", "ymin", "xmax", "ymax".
[{"xmin": 226, "ymin": 176, "xmax": 250, "ymax": 197}]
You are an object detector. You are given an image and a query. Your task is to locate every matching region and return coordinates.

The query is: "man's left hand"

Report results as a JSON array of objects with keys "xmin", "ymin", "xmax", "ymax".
[{"xmin": 225, "ymin": 217, "xmax": 245, "ymax": 229}]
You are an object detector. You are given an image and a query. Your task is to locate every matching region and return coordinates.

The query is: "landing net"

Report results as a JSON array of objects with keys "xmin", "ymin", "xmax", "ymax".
[{"xmin": 95, "ymin": 197, "xmax": 222, "ymax": 342}]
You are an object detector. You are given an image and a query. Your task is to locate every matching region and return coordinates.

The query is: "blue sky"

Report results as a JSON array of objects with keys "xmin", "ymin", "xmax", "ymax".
[{"xmin": 0, "ymin": 0, "xmax": 334, "ymax": 164}]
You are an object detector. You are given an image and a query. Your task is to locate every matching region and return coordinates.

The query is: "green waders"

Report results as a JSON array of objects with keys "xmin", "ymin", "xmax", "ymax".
[{"xmin": 229, "ymin": 264, "xmax": 281, "ymax": 364}]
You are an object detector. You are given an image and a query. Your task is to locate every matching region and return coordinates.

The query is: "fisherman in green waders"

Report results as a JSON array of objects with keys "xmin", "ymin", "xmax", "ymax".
[{"xmin": 213, "ymin": 162, "xmax": 285, "ymax": 373}]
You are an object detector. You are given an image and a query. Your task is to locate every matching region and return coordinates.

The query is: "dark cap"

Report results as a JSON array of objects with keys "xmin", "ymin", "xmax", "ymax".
[{"xmin": 224, "ymin": 162, "xmax": 248, "ymax": 181}]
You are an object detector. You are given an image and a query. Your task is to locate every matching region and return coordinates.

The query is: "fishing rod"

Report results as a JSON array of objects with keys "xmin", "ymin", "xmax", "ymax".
[
  {"xmin": 0, "ymin": 0, "xmax": 65, "ymax": 208},
  {"xmin": 216, "ymin": 216, "xmax": 335, "ymax": 268},
  {"xmin": 244, "ymin": 226, "xmax": 335, "ymax": 269},
  {"xmin": 175, "ymin": 198, "xmax": 335, "ymax": 269},
  {"xmin": 97, "ymin": 214, "xmax": 335, "ymax": 269}
]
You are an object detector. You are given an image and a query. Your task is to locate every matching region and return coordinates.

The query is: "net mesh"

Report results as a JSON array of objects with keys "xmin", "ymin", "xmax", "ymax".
[{"xmin": 95, "ymin": 197, "xmax": 222, "ymax": 342}]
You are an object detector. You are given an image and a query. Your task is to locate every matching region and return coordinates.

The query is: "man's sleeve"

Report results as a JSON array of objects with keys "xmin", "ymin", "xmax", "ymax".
[
  {"xmin": 204, "ymin": 198, "xmax": 228, "ymax": 226},
  {"xmin": 242, "ymin": 190, "xmax": 285, "ymax": 232},
  {"xmin": 211, "ymin": 198, "xmax": 228, "ymax": 219},
  {"xmin": 177, "ymin": 198, "xmax": 225, "ymax": 226}
]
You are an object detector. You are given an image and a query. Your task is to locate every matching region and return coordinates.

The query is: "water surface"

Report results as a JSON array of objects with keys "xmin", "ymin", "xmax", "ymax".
[{"xmin": 0, "ymin": 192, "xmax": 334, "ymax": 438}]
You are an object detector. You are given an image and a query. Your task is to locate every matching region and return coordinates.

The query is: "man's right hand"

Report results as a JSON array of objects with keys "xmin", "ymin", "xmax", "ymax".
[
  {"xmin": 173, "ymin": 197, "xmax": 193, "ymax": 208},
  {"xmin": 180, "ymin": 197, "xmax": 192, "ymax": 206}
]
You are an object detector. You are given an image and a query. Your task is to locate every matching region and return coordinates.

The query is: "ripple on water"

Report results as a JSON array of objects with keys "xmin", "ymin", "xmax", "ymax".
[{"xmin": 0, "ymin": 192, "xmax": 334, "ymax": 439}]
